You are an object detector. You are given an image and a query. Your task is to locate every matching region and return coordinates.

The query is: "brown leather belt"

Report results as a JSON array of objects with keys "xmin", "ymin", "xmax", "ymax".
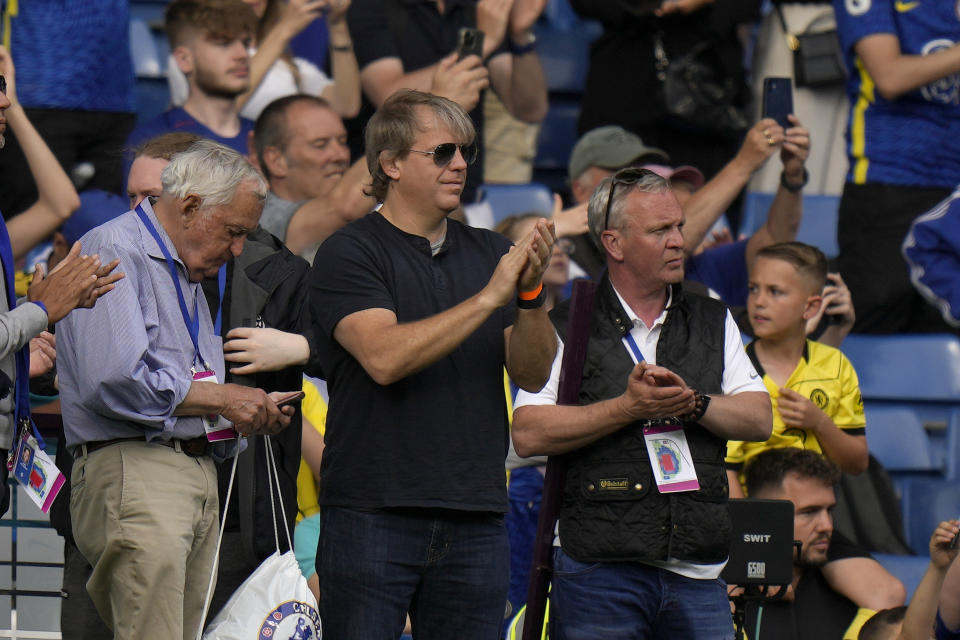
[{"xmin": 82, "ymin": 435, "xmax": 212, "ymax": 458}]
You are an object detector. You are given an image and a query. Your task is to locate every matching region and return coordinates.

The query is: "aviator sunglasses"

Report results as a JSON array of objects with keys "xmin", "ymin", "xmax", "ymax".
[
  {"xmin": 603, "ymin": 167, "xmax": 659, "ymax": 230},
  {"xmin": 408, "ymin": 142, "xmax": 478, "ymax": 167}
]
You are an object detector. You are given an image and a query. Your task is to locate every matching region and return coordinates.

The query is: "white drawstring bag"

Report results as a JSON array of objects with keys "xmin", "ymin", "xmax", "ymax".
[{"xmin": 198, "ymin": 436, "xmax": 322, "ymax": 640}]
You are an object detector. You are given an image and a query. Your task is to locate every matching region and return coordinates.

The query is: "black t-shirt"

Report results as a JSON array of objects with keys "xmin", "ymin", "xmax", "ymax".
[
  {"xmin": 744, "ymin": 531, "xmax": 866, "ymax": 640},
  {"xmin": 310, "ymin": 212, "xmax": 515, "ymax": 512},
  {"xmin": 348, "ymin": 0, "xmax": 499, "ymax": 203}
]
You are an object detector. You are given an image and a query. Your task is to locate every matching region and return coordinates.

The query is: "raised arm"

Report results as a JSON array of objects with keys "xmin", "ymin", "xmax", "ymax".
[
  {"xmin": 284, "ymin": 157, "xmax": 374, "ymax": 254},
  {"xmin": 486, "ymin": 0, "xmax": 549, "ymax": 123},
  {"xmin": 855, "ymin": 34, "xmax": 960, "ymax": 102},
  {"xmin": 237, "ymin": 0, "xmax": 325, "ymax": 111},
  {"xmin": 503, "ymin": 218, "xmax": 558, "ymax": 391},
  {"xmin": 681, "ymin": 119, "xmax": 781, "ymax": 253},
  {"xmin": 320, "ymin": 5, "xmax": 362, "ymax": 118},
  {"xmin": 899, "ymin": 521, "xmax": 960, "ymax": 640},
  {"xmin": 744, "ymin": 114, "xmax": 809, "ymax": 267},
  {"xmin": 0, "ymin": 46, "xmax": 80, "ymax": 259}
]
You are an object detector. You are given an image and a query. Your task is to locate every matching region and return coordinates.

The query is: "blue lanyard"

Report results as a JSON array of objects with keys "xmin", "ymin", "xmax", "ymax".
[
  {"xmin": 623, "ymin": 331, "xmax": 646, "ymax": 364},
  {"xmin": 135, "ymin": 204, "xmax": 208, "ymax": 369},
  {"xmin": 214, "ymin": 264, "xmax": 226, "ymax": 336},
  {"xmin": 0, "ymin": 216, "xmax": 36, "ymax": 443}
]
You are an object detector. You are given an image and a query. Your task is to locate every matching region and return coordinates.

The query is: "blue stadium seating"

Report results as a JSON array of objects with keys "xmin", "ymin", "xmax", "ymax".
[
  {"xmin": 739, "ymin": 193, "xmax": 840, "ymax": 258},
  {"xmin": 899, "ymin": 480, "xmax": 960, "ymax": 553},
  {"xmin": 865, "ymin": 405, "xmax": 938, "ymax": 473},
  {"xmin": 874, "ymin": 554, "xmax": 931, "ymax": 603},
  {"xmin": 480, "ymin": 183, "xmax": 554, "ymax": 224}
]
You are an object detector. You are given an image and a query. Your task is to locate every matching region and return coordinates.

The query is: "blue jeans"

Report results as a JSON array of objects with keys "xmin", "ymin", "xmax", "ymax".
[
  {"xmin": 550, "ymin": 548, "xmax": 734, "ymax": 640},
  {"xmin": 318, "ymin": 507, "xmax": 510, "ymax": 640}
]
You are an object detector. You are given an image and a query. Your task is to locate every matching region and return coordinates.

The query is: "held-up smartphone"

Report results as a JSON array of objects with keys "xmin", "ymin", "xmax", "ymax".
[
  {"xmin": 274, "ymin": 390, "xmax": 305, "ymax": 408},
  {"xmin": 762, "ymin": 77, "xmax": 794, "ymax": 130},
  {"xmin": 951, "ymin": 522, "xmax": 960, "ymax": 550},
  {"xmin": 456, "ymin": 27, "xmax": 484, "ymax": 61}
]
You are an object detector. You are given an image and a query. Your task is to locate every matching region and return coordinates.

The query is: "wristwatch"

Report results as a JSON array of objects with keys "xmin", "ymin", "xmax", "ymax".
[{"xmin": 780, "ymin": 168, "xmax": 809, "ymax": 193}]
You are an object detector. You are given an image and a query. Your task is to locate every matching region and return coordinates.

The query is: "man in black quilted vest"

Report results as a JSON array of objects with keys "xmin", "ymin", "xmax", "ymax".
[{"xmin": 512, "ymin": 168, "xmax": 772, "ymax": 639}]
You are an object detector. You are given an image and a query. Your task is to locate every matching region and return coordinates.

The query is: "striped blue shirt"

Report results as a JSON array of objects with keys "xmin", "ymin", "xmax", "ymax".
[{"xmin": 57, "ymin": 200, "xmax": 227, "ymax": 450}]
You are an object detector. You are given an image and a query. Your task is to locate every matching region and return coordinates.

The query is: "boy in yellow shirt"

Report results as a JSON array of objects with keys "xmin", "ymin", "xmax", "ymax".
[{"xmin": 727, "ymin": 242, "xmax": 867, "ymax": 497}]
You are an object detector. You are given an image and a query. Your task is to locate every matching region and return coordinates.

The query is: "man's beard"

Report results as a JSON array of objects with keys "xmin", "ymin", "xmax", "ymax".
[
  {"xmin": 0, "ymin": 133, "xmax": 6, "ymax": 150},
  {"xmin": 194, "ymin": 68, "xmax": 246, "ymax": 100}
]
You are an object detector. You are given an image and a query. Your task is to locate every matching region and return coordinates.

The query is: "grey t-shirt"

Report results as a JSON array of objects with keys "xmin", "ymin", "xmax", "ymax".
[{"xmin": 259, "ymin": 191, "xmax": 303, "ymax": 242}]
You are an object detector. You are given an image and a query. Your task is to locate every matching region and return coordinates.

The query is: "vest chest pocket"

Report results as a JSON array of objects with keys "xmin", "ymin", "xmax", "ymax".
[{"xmin": 579, "ymin": 460, "xmax": 653, "ymax": 502}]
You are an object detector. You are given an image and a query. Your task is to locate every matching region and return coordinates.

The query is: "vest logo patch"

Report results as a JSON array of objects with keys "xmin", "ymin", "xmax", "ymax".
[
  {"xmin": 810, "ymin": 388, "xmax": 829, "ymax": 410},
  {"xmin": 598, "ymin": 478, "xmax": 629, "ymax": 491}
]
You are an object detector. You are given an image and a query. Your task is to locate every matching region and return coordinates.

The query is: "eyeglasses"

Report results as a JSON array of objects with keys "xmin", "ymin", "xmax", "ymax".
[
  {"xmin": 0, "ymin": 76, "xmax": 6, "ymax": 95},
  {"xmin": 408, "ymin": 142, "xmax": 477, "ymax": 167},
  {"xmin": 602, "ymin": 167, "xmax": 659, "ymax": 231}
]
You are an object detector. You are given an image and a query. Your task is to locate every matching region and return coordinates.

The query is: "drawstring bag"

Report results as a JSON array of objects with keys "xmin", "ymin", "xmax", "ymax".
[{"xmin": 199, "ymin": 436, "xmax": 322, "ymax": 640}]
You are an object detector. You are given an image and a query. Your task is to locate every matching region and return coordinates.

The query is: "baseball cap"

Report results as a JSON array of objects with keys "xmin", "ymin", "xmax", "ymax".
[
  {"xmin": 641, "ymin": 164, "xmax": 705, "ymax": 190},
  {"xmin": 63, "ymin": 189, "xmax": 129, "ymax": 245},
  {"xmin": 568, "ymin": 126, "xmax": 669, "ymax": 182}
]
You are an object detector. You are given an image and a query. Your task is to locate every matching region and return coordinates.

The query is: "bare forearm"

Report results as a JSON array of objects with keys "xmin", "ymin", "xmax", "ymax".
[
  {"xmin": 940, "ymin": 556, "xmax": 960, "ymax": 630},
  {"xmin": 813, "ymin": 424, "xmax": 868, "ymax": 474},
  {"xmin": 5, "ymin": 104, "xmax": 79, "ymax": 258},
  {"xmin": 340, "ymin": 294, "xmax": 502, "ymax": 386},
  {"xmin": 744, "ymin": 187, "xmax": 801, "ymax": 266},
  {"xmin": 682, "ymin": 157, "xmax": 754, "ymax": 253},
  {"xmin": 901, "ymin": 565, "xmax": 946, "ymax": 640},
  {"xmin": 173, "ymin": 380, "xmax": 226, "ymax": 416},
  {"xmin": 286, "ymin": 160, "xmax": 373, "ymax": 252},
  {"xmin": 363, "ymin": 64, "xmax": 438, "ymax": 107},
  {"xmin": 699, "ymin": 392, "xmax": 771, "ymax": 441},
  {"xmin": 512, "ymin": 399, "xmax": 634, "ymax": 457},
  {"xmin": 867, "ymin": 44, "xmax": 960, "ymax": 101},
  {"xmin": 505, "ymin": 307, "xmax": 556, "ymax": 392},
  {"xmin": 325, "ymin": 22, "xmax": 361, "ymax": 117},
  {"xmin": 502, "ymin": 53, "xmax": 548, "ymax": 123},
  {"xmin": 237, "ymin": 24, "xmax": 296, "ymax": 110}
]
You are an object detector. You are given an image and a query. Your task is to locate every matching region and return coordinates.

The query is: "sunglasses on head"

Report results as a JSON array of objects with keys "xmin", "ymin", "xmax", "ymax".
[
  {"xmin": 602, "ymin": 167, "xmax": 660, "ymax": 231},
  {"xmin": 408, "ymin": 142, "xmax": 477, "ymax": 167}
]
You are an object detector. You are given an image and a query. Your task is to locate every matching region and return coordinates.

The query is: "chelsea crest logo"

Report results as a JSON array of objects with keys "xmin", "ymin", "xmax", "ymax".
[{"xmin": 259, "ymin": 600, "xmax": 321, "ymax": 640}]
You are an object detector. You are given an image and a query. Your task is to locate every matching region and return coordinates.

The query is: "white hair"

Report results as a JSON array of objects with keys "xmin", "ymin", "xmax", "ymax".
[
  {"xmin": 587, "ymin": 170, "xmax": 670, "ymax": 250},
  {"xmin": 161, "ymin": 139, "xmax": 266, "ymax": 208}
]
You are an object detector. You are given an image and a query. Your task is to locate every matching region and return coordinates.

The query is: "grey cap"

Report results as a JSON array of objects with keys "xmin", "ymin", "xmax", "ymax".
[{"xmin": 568, "ymin": 126, "xmax": 669, "ymax": 182}]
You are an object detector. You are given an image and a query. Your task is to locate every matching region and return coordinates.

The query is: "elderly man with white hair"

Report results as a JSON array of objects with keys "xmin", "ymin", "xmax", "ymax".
[{"xmin": 57, "ymin": 140, "xmax": 296, "ymax": 640}]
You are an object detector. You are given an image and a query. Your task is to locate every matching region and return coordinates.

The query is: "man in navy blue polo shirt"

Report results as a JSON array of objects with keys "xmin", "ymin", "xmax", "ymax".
[{"xmin": 309, "ymin": 89, "xmax": 557, "ymax": 639}]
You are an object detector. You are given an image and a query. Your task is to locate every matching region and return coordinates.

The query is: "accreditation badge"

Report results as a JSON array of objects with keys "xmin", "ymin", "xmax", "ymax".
[
  {"xmin": 643, "ymin": 420, "xmax": 700, "ymax": 493},
  {"xmin": 193, "ymin": 368, "xmax": 235, "ymax": 442},
  {"xmin": 10, "ymin": 425, "xmax": 64, "ymax": 513}
]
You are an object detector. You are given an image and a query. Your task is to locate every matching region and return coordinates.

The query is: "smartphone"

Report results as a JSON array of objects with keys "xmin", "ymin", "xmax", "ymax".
[
  {"xmin": 762, "ymin": 77, "xmax": 794, "ymax": 130},
  {"xmin": 456, "ymin": 27, "xmax": 484, "ymax": 61},
  {"xmin": 274, "ymin": 390, "xmax": 305, "ymax": 408},
  {"xmin": 951, "ymin": 525, "xmax": 960, "ymax": 550}
]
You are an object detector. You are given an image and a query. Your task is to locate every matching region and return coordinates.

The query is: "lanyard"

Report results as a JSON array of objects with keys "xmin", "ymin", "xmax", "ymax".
[
  {"xmin": 623, "ymin": 331, "xmax": 646, "ymax": 365},
  {"xmin": 135, "ymin": 204, "xmax": 208, "ymax": 369},
  {"xmin": 0, "ymin": 214, "xmax": 40, "ymax": 445},
  {"xmin": 214, "ymin": 264, "xmax": 226, "ymax": 336}
]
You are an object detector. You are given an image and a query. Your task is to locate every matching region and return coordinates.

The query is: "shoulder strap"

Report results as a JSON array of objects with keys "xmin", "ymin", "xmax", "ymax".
[
  {"xmin": 522, "ymin": 278, "xmax": 597, "ymax": 640},
  {"xmin": 773, "ymin": 4, "xmax": 799, "ymax": 51}
]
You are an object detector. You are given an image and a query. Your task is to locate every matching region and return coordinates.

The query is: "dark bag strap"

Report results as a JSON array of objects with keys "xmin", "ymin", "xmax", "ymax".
[
  {"xmin": 522, "ymin": 278, "xmax": 598, "ymax": 640},
  {"xmin": 773, "ymin": 4, "xmax": 800, "ymax": 52}
]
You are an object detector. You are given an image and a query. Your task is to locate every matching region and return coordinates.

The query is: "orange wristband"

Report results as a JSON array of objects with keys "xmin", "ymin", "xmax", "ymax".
[{"xmin": 518, "ymin": 283, "xmax": 543, "ymax": 301}]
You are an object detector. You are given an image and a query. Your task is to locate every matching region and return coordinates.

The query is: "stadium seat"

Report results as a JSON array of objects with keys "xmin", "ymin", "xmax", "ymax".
[
  {"xmin": 843, "ymin": 334, "xmax": 960, "ymax": 405},
  {"xmin": 874, "ymin": 554, "xmax": 930, "ymax": 603},
  {"xmin": 739, "ymin": 193, "xmax": 840, "ymax": 258},
  {"xmin": 130, "ymin": 19, "xmax": 163, "ymax": 77},
  {"xmin": 480, "ymin": 183, "xmax": 554, "ymax": 225},
  {"xmin": 534, "ymin": 100, "xmax": 580, "ymax": 172},
  {"xmin": 534, "ymin": 28, "xmax": 592, "ymax": 94},
  {"xmin": 865, "ymin": 405, "xmax": 938, "ymax": 473},
  {"xmin": 898, "ymin": 479, "xmax": 960, "ymax": 554}
]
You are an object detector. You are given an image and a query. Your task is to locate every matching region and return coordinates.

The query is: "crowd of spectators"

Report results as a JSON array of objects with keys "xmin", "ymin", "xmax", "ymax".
[{"xmin": 0, "ymin": 0, "xmax": 958, "ymax": 638}]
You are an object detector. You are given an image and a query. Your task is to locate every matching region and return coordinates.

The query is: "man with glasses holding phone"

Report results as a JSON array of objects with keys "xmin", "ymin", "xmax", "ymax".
[
  {"xmin": 511, "ymin": 168, "xmax": 771, "ymax": 639},
  {"xmin": 308, "ymin": 89, "xmax": 557, "ymax": 639}
]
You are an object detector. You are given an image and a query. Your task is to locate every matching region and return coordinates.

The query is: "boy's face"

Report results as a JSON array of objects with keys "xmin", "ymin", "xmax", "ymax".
[{"xmin": 747, "ymin": 257, "xmax": 822, "ymax": 340}]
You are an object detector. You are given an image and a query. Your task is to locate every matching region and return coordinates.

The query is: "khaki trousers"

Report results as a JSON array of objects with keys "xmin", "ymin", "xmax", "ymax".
[{"xmin": 70, "ymin": 440, "xmax": 219, "ymax": 640}]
